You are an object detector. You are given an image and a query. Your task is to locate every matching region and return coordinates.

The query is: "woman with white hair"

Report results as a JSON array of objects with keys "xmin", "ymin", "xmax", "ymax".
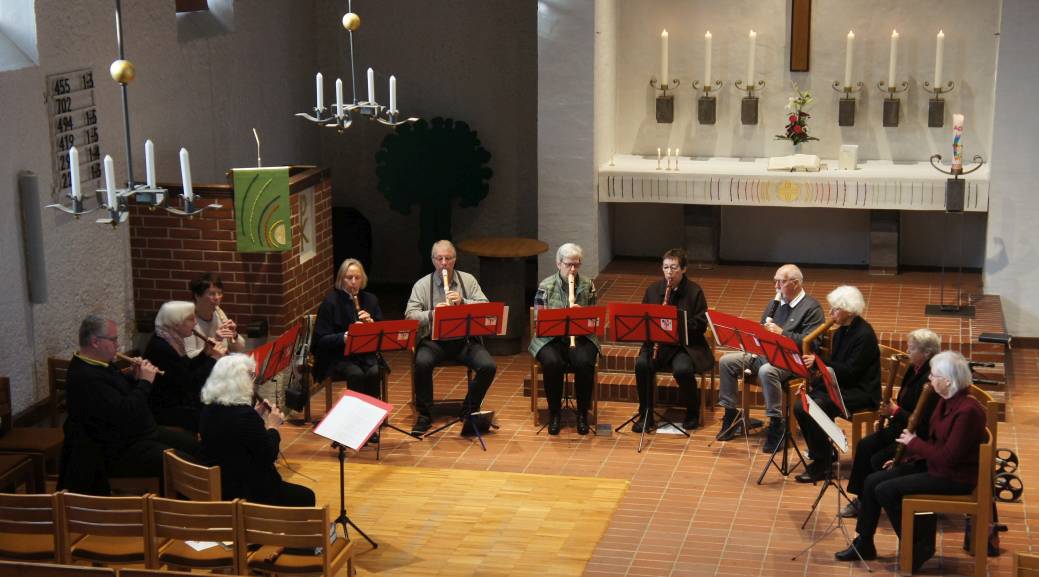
[
  {"xmin": 836, "ymin": 351, "xmax": 986, "ymax": 569},
  {"xmin": 144, "ymin": 300, "xmax": 227, "ymax": 432},
  {"xmin": 794, "ymin": 285, "xmax": 881, "ymax": 483},
  {"xmin": 842, "ymin": 328, "xmax": 943, "ymax": 517},
  {"xmin": 200, "ymin": 354, "xmax": 315, "ymax": 506}
]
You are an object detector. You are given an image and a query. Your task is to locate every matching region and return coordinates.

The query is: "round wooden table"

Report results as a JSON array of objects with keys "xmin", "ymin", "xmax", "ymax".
[{"xmin": 456, "ymin": 237, "xmax": 549, "ymax": 354}]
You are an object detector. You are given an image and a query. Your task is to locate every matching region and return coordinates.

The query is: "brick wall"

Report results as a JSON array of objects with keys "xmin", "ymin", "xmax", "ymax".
[{"xmin": 128, "ymin": 166, "xmax": 333, "ymax": 337}]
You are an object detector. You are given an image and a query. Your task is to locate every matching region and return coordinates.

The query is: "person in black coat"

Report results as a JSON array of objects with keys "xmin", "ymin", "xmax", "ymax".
[
  {"xmin": 841, "ymin": 328, "xmax": 942, "ymax": 517},
  {"xmin": 144, "ymin": 300, "xmax": 226, "ymax": 432},
  {"xmin": 314, "ymin": 259, "xmax": 384, "ymax": 401},
  {"xmin": 632, "ymin": 248, "xmax": 714, "ymax": 432},
  {"xmin": 200, "ymin": 354, "xmax": 314, "ymax": 507},
  {"xmin": 795, "ymin": 285, "xmax": 882, "ymax": 483}
]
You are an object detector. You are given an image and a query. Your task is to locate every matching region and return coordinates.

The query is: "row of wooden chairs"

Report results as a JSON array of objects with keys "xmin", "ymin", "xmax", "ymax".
[
  {"xmin": 0, "ymin": 559, "xmax": 197, "ymax": 577},
  {"xmin": 0, "ymin": 492, "xmax": 355, "ymax": 576}
]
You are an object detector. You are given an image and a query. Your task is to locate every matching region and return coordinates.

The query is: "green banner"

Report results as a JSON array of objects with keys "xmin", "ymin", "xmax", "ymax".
[{"xmin": 233, "ymin": 167, "xmax": 291, "ymax": 252}]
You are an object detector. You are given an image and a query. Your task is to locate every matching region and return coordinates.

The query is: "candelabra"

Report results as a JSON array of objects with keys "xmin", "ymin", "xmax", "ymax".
[
  {"xmin": 691, "ymin": 79, "xmax": 723, "ymax": 125},
  {"xmin": 922, "ymin": 80, "xmax": 956, "ymax": 128},
  {"xmin": 831, "ymin": 81, "xmax": 864, "ymax": 127},
  {"xmin": 735, "ymin": 79, "xmax": 765, "ymax": 125},
  {"xmin": 649, "ymin": 77, "xmax": 680, "ymax": 124},
  {"xmin": 877, "ymin": 80, "xmax": 909, "ymax": 128}
]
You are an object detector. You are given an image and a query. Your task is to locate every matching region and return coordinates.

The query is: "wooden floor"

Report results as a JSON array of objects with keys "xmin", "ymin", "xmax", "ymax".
[{"xmin": 272, "ymin": 263, "xmax": 1024, "ymax": 577}]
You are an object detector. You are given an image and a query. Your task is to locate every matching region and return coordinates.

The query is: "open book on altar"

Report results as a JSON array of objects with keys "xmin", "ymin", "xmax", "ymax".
[{"xmin": 767, "ymin": 153, "xmax": 822, "ymax": 172}]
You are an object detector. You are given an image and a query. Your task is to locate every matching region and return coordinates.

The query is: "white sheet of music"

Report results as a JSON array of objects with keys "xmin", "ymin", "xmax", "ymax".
[
  {"xmin": 804, "ymin": 392, "xmax": 850, "ymax": 453},
  {"xmin": 313, "ymin": 391, "xmax": 390, "ymax": 450}
]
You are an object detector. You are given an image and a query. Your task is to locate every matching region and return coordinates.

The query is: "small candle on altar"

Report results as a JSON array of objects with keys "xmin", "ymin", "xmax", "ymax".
[
  {"xmin": 660, "ymin": 30, "xmax": 669, "ymax": 85},
  {"xmin": 335, "ymin": 78, "xmax": 344, "ymax": 117},
  {"xmin": 747, "ymin": 30, "xmax": 756, "ymax": 86},
  {"xmin": 657, "ymin": 147, "xmax": 661, "ymax": 169},
  {"xmin": 704, "ymin": 31, "xmax": 713, "ymax": 87},
  {"xmin": 667, "ymin": 147, "xmax": 672, "ymax": 169},
  {"xmin": 315, "ymin": 72, "xmax": 324, "ymax": 110},
  {"xmin": 952, "ymin": 113, "xmax": 964, "ymax": 171},
  {"xmin": 934, "ymin": 30, "xmax": 945, "ymax": 88},
  {"xmin": 103, "ymin": 155, "xmax": 117, "ymax": 210},
  {"xmin": 674, "ymin": 148, "xmax": 680, "ymax": 168},
  {"xmin": 366, "ymin": 67, "xmax": 375, "ymax": 104},
  {"xmin": 69, "ymin": 146, "xmax": 81, "ymax": 200},
  {"xmin": 179, "ymin": 148, "xmax": 193, "ymax": 202},
  {"xmin": 888, "ymin": 30, "xmax": 899, "ymax": 88},
  {"xmin": 145, "ymin": 139, "xmax": 156, "ymax": 189},
  {"xmin": 844, "ymin": 31, "xmax": 854, "ymax": 88},
  {"xmin": 389, "ymin": 75, "xmax": 397, "ymax": 113}
]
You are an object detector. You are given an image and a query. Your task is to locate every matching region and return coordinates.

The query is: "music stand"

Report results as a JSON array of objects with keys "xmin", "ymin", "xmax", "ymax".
[
  {"xmin": 345, "ymin": 319, "xmax": 420, "ymax": 459},
  {"xmin": 531, "ymin": 306, "xmax": 607, "ymax": 433},
  {"xmin": 424, "ymin": 302, "xmax": 508, "ymax": 450},
  {"xmin": 608, "ymin": 303, "xmax": 689, "ymax": 452},
  {"xmin": 790, "ymin": 390, "xmax": 868, "ymax": 570}
]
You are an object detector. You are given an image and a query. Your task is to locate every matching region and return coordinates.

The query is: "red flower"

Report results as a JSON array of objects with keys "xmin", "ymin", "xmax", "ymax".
[
  {"xmin": 789, "ymin": 115, "xmax": 798, "ymax": 123},
  {"xmin": 792, "ymin": 125, "xmax": 803, "ymax": 134}
]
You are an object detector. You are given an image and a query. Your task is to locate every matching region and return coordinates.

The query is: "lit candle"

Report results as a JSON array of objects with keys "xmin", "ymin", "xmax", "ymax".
[
  {"xmin": 179, "ymin": 147, "xmax": 193, "ymax": 202},
  {"xmin": 747, "ymin": 30, "xmax": 756, "ymax": 86},
  {"xmin": 660, "ymin": 29, "xmax": 669, "ymax": 85},
  {"xmin": 667, "ymin": 147, "xmax": 672, "ymax": 169},
  {"xmin": 389, "ymin": 75, "xmax": 397, "ymax": 113},
  {"xmin": 888, "ymin": 30, "xmax": 899, "ymax": 88},
  {"xmin": 952, "ymin": 113, "xmax": 964, "ymax": 171},
  {"xmin": 674, "ymin": 148, "xmax": 680, "ymax": 169},
  {"xmin": 366, "ymin": 67, "xmax": 375, "ymax": 104},
  {"xmin": 934, "ymin": 30, "xmax": 945, "ymax": 88},
  {"xmin": 335, "ymin": 78, "xmax": 344, "ymax": 117},
  {"xmin": 844, "ymin": 31, "xmax": 854, "ymax": 88},
  {"xmin": 144, "ymin": 139, "xmax": 156, "ymax": 189},
  {"xmin": 315, "ymin": 72, "xmax": 323, "ymax": 110},
  {"xmin": 103, "ymin": 155, "xmax": 117, "ymax": 210},
  {"xmin": 69, "ymin": 146, "xmax": 81, "ymax": 200},
  {"xmin": 704, "ymin": 31, "xmax": 712, "ymax": 87}
]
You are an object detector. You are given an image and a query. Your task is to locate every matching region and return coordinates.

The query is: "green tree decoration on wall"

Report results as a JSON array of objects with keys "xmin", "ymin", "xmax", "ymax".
[{"xmin": 376, "ymin": 117, "xmax": 493, "ymax": 271}]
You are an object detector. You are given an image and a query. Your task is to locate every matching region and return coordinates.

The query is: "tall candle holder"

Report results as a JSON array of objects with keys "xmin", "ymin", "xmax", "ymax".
[
  {"xmin": 831, "ymin": 81, "xmax": 864, "ymax": 126},
  {"xmin": 649, "ymin": 78, "xmax": 680, "ymax": 123},
  {"xmin": 922, "ymin": 80, "xmax": 956, "ymax": 128},
  {"xmin": 735, "ymin": 80, "xmax": 765, "ymax": 125},
  {"xmin": 691, "ymin": 80, "xmax": 723, "ymax": 125},
  {"xmin": 877, "ymin": 80, "xmax": 909, "ymax": 127}
]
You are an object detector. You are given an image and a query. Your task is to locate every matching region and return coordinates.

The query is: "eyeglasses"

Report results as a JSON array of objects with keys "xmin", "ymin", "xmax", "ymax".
[
  {"xmin": 662, "ymin": 265, "xmax": 681, "ymax": 272},
  {"xmin": 774, "ymin": 278, "xmax": 796, "ymax": 286},
  {"xmin": 96, "ymin": 335, "xmax": 119, "ymax": 343},
  {"xmin": 560, "ymin": 261, "xmax": 581, "ymax": 268},
  {"xmin": 434, "ymin": 255, "xmax": 456, "ymax": 262}
]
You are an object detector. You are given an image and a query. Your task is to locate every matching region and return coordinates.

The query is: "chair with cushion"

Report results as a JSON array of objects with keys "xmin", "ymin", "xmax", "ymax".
[
  {"xmin": 0, "ymin": 560, "xmax": 113, "ymax": 577},
  {"xmin": 59, "ymin": 491, "xmax": 154, "ymax": 568},
  {"xmin": 162, "ymin": 449, "xmax": 220, "ymax": 501},
  {"xmin": 0, "ymin": 492, "xmax": 63, "ymax": 563},
  {"xmin": 147, "ymin": 496, "xmax": 238, "ymax": 574},
  {"xmin": 236, "ymin": 500, "xmax": 356, "ymax": 577},
  {"xmin": 0, "ymin": 377, "xmax": 64, "ymax": 477}
]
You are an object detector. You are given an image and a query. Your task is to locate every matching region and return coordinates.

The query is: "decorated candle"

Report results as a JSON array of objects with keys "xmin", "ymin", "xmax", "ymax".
[{"xmin": 952, "ymin": 113, "xmax": 964, "ymax": 171}]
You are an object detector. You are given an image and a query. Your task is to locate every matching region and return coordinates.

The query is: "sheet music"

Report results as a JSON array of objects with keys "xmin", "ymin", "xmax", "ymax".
[
  {"xmin": 804, "ymin": 391, "xmax": 849, "ymax": 453},
  {"xmin": 313, "ymin": 391, "xmax": 391, "ymax": 450}
]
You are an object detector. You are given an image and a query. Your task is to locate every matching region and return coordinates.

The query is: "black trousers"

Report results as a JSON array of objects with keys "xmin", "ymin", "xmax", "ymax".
[
  {"xmin": 330, "ymin": 357, "xmax": 382, "ymax": 399},
  {"xmin": 847, "ymin": 425, "xmax": 899, "ymax": 496},
  {"xmin": 108, "ymin": 426, "xmax": 202, "ymax": 482},
  {"xmin": 264, "ymin": 481, "xmax": 316, "ymax": 507},
  {"xmin": 413, "ymin": 338, "xmax": 496, "ymax": 416},
  {"xmin": 793, "ymin": 386, "xmax": 874, "ymax": 469},
  {"xmin": 634, "ymin": 349, "xmax": 700, "ymax": 415},
  {"xmin": 535, "ymin": 337, "xmax": 598, "ymax": 413},
  {"xmin": 856, "ymin": 460, "xmax": 973, "ymax": 539},
  {"xmin": 153, "ymin": 406, "xmax": 201, "ymax": 434}
]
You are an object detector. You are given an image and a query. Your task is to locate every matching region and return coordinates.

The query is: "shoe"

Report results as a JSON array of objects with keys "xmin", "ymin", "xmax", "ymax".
[
  {"xmin": 761, "ymin": 417, "xmax": 784, "ymax": 453},
  {"xmin": 548, "ymin": 412, "xmax": 561, "ymax": 436},
  {"xmin": 632, "ymin": 414, "xmax": 655, "ymax": 433},
  {"xmin": 576, "ymin": 411, "xmax": 590, "ymax": 435},
  {"xmin": 795, "ymin": 464, "xmax": 828, "ymax": 484},
  {"xmin": 368, "ymin": 432, "xmax": 380, "ymax": 445},
  {"xmin": 411, "ymin": 414, "xmax": 432, "ymax": 436},
  {"xmin": 839, "ymin": 498, "xmax": 861, "ymax": 518},
  {"xmin": 835, "ymin": 537, "xmax": 877, "ymax": 561},
  {"xmin": 716, "ymin": 408, "xmax": 739, "ymax": 441}
]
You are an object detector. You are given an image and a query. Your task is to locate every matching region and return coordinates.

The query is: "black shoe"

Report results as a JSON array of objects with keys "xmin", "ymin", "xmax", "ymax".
[
  {"xmin": 411, "ymin": 414, "xmax": 432, "ymax": 436},
  {"xmin": 632, "ymin": 414, "xmax": 655, "ymax": 433},
  {"xmin": 716, "ymin": 408, "xmax": 739, "ymax": 441},
  {"xmin": 761, "ymin": 417, "xmax": 784, "ymax": 453},
  {"xmin": 839, "ymin": 498, "xmax": 861, "ymax": 518},
  {"xmin": 547, "ymin": 412, "xmax": 561, "ymax": 435},
  {"xmin": 795, "ymin": 463, "xmax": 829, "ymax": 484},
  {"xmin": 368, "ymin": 432, "xmax": 380, "ymax": 445},
  {"xmin": 576, "ymin": 411, "xmax": 590, "ymax": 435},
  {"xmin": 835, "ymin": 537, "xmax": 877, "ymax": 561}
]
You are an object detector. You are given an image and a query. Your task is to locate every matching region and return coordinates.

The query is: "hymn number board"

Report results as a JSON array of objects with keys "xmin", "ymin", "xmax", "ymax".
[{"xmin": 46, "ymin": 68, "xmax": 102, "ymax": 198}]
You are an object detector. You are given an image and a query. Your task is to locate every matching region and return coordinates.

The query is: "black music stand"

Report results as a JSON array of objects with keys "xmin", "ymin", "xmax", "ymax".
[
  {"xmin": 424, "ymin": 302, "xmax": 507, "ymax": 450},
  {"xmin": 531, "ymin": 306, "xmax": 607, "ymax": 434},
  {"xmin": 705, "ymin": 310, "xmax": 775, "ymax": 451},
  {"xmin": 609, "ymin": 303, "xmax": 690, "ymax": 452},
  {"xmin": 344, "ymin": 319, "xmax": 420, "ymax": 459}
]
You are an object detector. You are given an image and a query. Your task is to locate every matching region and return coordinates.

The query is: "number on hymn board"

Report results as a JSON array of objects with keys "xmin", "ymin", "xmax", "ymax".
[{"xmin": 46, "ymin": 68, "xmax": 101, "ymax": 199}]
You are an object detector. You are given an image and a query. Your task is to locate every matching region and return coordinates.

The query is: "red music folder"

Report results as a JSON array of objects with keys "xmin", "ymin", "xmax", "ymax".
[
  {"xmin": 705, "ymin": 309, "xmax": 768, "ymax": 356},
  {"xmin": 606, "ymin": 303, "xmax": 685, "ymax": 345},
  {"xmin": 344, "ymin": 319, "xmax": 419, "ymax": 355},
  {"xmin": 248, "ymin": 322, "xmax": 301, "ymax": 383},
  {"xmin": 533, "ymin": 306, "xmax": 607, "ymax": 338},
  {"xmin": 431, "ymin": 302, "xmax": 508, "ymax": 341}
]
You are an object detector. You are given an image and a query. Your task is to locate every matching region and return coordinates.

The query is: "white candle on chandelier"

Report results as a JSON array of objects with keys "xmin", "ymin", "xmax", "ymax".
[
  {"xmin": 389, "ymin": 75, "xmax": 397, "ymax": 113},
  {"xmin": 144, "ymin": 139, "xmax": 156, "ymax": 189},
  {"xmin": 179, "ymin": 148, "xmax": 194, "ymax": 202},
  {"xmin": 746, "ymin": 30, "xmax": 756, "ymax": 87},
  {"xmin": 315, "ymin": 72, "xmax": 324, "ymax": 110},
  {"xmin": 934, "ymin": 30, "xmax": 945, "ymax": 89},
  {"xmin": 888, "ymin": 30, "xmax": 899, "ymax": 88},
  {"xmin": 704, "ymin": 31, "xmax": 713, "ymax": 87},
  {"xmin": 103, "ymin": 155, "xmax": 117, "ymax": 210},
  {"xmin": 366, "ymin": 67, "xmax": 375, "ymax": 104},
  {"xmin": 335, "ymin": 78, "xmax": 344, "ymax": 117},
  {"xmin": 69, "ymin": 146, "xmax": 81, "ymax": 200},
  {"xmin": 660, "ymin": 29, "xmax": 669, "ymax": 85},
  {"xmin": 844, "ymin": 31, "xmax": 854, "ymax": 88}
]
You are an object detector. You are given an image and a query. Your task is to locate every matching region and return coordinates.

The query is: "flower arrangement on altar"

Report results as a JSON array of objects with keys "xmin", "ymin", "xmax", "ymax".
[{"xmin": 776, "ymin": 83, "xmax": 818, "ymax": 146}]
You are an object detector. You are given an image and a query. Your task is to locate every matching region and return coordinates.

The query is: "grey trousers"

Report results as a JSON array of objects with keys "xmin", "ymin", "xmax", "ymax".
[{"xmin": 717, "ymin": 352, "xmax": 792, "ymax": 419}]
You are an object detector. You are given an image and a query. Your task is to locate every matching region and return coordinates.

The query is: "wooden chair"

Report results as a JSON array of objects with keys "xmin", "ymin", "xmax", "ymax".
[
  {"xmin": 161, "ymin": 449, "xmax": 220, "ymax": 501},
  {"xmin": 529, "ymin": 307, "xmax": 600, "ymax": 428},
  {"xmin": 235, "ymin": 501, "xmax": 356, "ymax": 577},
  {"xmin": 849, "ymin": 345, "xmax": 910, "ymax": 459},
  {"xmin": 0, "ymin": 454, "xmax": 37, "ymax": 494},
  {"xmin": 117, "ymin": 569, "xmax": 199, "ymax": 577},
  {"xmin": 59, "ymin": 491, "xmax": 155, "ymax": 568},
  {"xmin": 48, "ymin": 357, "xmax": 71, "ymax": 427},
  {"xmin": 1013, "ymin": 551, "xmax": 1039, "ymax": 577},
  {"xmin": 0, "ymin": 560, "xmax": 113, "ymax": 576},
  {"xmin": 146, "ymin": 496, "xmax": 238, "ymax": 574},
  {"xmin": 0, "ymin": 377, "xmax": 64, "ymax": 477},
  {"xmin": 0, "ymin": 492, "xmax": 63, "ymax": 563}
]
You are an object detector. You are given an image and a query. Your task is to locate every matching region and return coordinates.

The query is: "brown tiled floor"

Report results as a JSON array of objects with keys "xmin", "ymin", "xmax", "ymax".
[{"xmin": 277, "ymin": 263, "xmax": 1022, "ymax": 577}]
